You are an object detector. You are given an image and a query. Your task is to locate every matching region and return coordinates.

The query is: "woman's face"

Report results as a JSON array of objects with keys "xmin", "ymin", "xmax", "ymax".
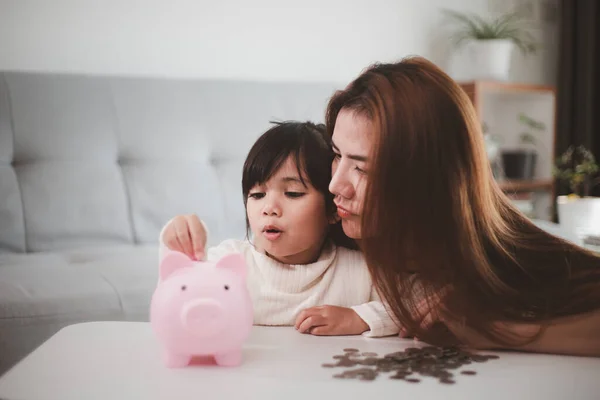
[{"xmin": 329, "ymin": 109, "xmax": 372, "ymax": 239}]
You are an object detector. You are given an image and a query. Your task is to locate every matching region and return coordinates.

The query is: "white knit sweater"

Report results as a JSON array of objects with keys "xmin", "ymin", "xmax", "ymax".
[{"xmin": 158, "ymin": 228, "xmax": 400, "ymax": 337}]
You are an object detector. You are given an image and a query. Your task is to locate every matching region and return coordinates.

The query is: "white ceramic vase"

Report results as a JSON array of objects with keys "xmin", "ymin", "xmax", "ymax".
[
  {"xmin": 557, "ymin": 196, "xmax": 600, "ymax": 242},
  {"xmin": 467, "ymin": 39, "xmax": 514, "ymax": 81}
]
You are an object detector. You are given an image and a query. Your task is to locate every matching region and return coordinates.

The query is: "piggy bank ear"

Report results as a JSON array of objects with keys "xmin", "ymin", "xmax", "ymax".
[
  {"xmin": 159, "ymin": 251, "xmax": 193, "ymax": 281},
  {"xmin": 215, "ymin": 253, "xmax": 247, "ymax": 279}
]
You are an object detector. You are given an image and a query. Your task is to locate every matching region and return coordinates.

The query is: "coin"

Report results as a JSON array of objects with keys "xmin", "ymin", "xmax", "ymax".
[
  {"xmin": 360, "ymin": 357, "xmax": 378, "ymax": 366},
  {"xmin": 337, "ymin": 358, "xmax": 358, "ymax": 367},
  {"xmin": 323, "ymin": 343, "xmax": 499, "ymax": 384},
  {"xmin": 440, "ymin": 378, "xmax": 456, "ymax": 384},
  {"xmin": 390, "ymin": 371, "xmax": 411, "ymax": 380}
]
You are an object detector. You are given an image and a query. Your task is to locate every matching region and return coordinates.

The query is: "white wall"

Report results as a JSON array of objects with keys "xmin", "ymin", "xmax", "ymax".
[{"xmin": 0, "ymin": 0, "xmax": 557, "ymax": 85}]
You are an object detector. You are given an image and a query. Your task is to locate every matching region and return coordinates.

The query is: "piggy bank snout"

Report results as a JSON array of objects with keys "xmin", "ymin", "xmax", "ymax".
[{"xmin": 181, "ymin": 298, "xmax": 226, "ymax": 337}]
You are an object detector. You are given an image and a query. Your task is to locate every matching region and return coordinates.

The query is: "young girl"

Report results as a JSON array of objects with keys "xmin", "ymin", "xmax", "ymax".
[{"xmin": 159, "ymin": 121, "xmax": 399, "ymax": 337}]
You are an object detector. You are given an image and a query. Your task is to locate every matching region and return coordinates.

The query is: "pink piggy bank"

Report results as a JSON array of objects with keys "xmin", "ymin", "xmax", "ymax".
[{"xmin": 150, "ymin": 251, "xmax": 253, "ymax": 368}]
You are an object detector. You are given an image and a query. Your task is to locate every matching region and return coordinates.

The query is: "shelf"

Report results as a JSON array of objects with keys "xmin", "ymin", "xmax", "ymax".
[
  {"xmin": 458, "ymin": 80, "xmax": 556, "ymax": 95},
  {"xmin": 459, "ymin": 80, "xmax": 557, "ymax": 115},
  {"xmin": 497, "ymin": 179, "xmax": 554, "ymax": 192}
]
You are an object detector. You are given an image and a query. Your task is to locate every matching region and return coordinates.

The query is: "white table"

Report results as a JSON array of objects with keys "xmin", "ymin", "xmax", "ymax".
[{"xmin": 0, "ymin": 321, "xmax": 599, "ymax": 400}]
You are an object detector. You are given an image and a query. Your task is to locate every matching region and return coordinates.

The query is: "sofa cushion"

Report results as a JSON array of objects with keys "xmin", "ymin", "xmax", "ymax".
[
  {"xmin": 0, "ymin": 246, "xmax": 158, "ymax": 320},
  {"xmin": 0, "ymin": 72, "xmax": 338, "ymax": 253},
  {"xmin": 120, "ymin": 161, "xmax": 229, "ymax": 247},
  {"xmin": 0, "ymin": 168, "xmax": 24, "ymax": 253},
  {"xmin": 5, "ymin": 73, "xmax": 133, "ymax": 252},
  {"xmin": 0, "ymin": 75, "xmax": 26, "ymax": 253},
  {"xmin": 17, "ymin": 163, "xmax": 134, "ymax": 251},
  {"xmin": 0, "ymin": 245, "xmax": 159, "ymax": 376}
]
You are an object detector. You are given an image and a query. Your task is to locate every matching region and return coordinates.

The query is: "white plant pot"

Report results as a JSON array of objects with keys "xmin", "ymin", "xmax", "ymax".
[
  {"xmin": 467, "ymin": 39, "xmax": 514, "ymax": 81},
  {"xmin": 557, "ymin": 196, "xmax": 600, "ymax": 242}
]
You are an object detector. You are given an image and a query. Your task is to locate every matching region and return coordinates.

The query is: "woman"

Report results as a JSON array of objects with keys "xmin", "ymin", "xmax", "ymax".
[{"xmin": 326, "ymin": 56, "xmax": 600, "ymax": 356}]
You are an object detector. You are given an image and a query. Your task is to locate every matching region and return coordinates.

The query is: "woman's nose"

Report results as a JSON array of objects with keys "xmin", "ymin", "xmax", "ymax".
[{"xmin": 329, "ymin": 164, "xmax": 355, "ymax": 199}]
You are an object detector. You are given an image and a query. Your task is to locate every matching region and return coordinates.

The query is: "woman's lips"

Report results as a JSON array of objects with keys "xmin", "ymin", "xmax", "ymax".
[{"xmin": 336, "ymin": 206, "xmax": 353, "ymax": 219}]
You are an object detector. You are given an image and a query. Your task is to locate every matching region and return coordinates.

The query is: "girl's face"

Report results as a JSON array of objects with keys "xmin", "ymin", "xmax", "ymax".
[
  {"xmin": 329, "ymin": 109, "xmax": 372, "ymax": 239},
  {"xmin": 246, "ymin": 156, "xmax": 332, "ymax": 265}
]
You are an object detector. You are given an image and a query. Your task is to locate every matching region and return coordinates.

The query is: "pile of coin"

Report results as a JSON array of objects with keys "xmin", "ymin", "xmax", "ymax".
[{"xmin": 322, "ymin": 346, "xmax": 499, "ymax": 383}]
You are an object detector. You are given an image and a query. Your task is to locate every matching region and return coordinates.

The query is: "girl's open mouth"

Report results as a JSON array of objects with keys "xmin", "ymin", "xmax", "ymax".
[{"xmin": 263, "ymin": 226, "xmax": 282, "ymax": 241}]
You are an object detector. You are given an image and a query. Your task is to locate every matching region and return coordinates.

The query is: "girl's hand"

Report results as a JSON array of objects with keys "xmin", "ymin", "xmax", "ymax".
[
  {"xmin": 295, "ymin": 305, "xmax": 369, "ymax": 336},
  {"xmin": 162, "ymin": 214, "xmax": 207, "ymax": 261}
]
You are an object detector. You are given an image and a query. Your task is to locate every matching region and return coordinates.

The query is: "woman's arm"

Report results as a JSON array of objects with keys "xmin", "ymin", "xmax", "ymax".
[{"xmin": 444, "ymin": 310, "xmax": 600, "ymax": 357}]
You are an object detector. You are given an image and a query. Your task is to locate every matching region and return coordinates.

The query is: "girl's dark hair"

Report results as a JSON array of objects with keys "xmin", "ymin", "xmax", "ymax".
[{"xmin": 242, "ymin": 121, "xmax": 356, "ymax": 250}]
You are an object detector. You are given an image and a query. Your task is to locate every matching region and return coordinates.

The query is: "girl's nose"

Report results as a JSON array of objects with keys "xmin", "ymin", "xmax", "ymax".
[{"xmin": 262, "ymin": 201, "xmax": 281, "ymax": 216}]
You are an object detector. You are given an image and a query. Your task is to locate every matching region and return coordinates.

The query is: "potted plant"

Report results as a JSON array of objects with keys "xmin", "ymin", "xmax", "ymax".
[
  {"xmin": 502, "ymin": 112, "xmax": 545, "ymax": 180},
  {"xmin": 553, "ymin": 145, "xmax": 600, "ymax": 241},
  {"xmin": 442, "ymin": 9, "xmax": 537, "ymax": 80}
]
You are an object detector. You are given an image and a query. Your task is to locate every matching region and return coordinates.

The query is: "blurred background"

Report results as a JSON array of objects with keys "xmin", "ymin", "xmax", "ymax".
[
  {"xmin": 0, "ymin": 0, "xmax": 598, "ymax": 377},
  {"xmin": 0, "ymin": 0, "xmax": 561, "ymax": 84}
]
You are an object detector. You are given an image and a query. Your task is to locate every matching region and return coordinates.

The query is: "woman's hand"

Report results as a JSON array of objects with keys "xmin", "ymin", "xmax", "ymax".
[
  {"xmin": 399, "ymin": 285, "xmax": 449, "ymax": 338},
  {"xmin": 295, "ymin": 305, "xmax": 369, "ymax": 336},
  {"xmin": 162, "ymin": 214, "xmax": 207, "ymax": 261}
]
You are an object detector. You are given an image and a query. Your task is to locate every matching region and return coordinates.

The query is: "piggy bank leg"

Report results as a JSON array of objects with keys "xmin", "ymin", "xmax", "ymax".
[
  {"xmin": 214, "ymin": 349, "xmax": 242, "ymax": 367},
  {"xmin": 164, "ymin": 351, "xmax": 191, "ymax": 368}
]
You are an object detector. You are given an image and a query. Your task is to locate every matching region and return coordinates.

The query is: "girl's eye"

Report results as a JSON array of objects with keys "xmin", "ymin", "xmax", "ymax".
[
  {"xmin": 285, "ymin": 192, "xmax": 305, "ymax": 198},
  {"xmin": 248, "ymin": 192, "xmax": 265, "ymax": 199},
  {"xmin": 355, "ymin": 166, "xmax": 367, "ymax": 174},
  {"xmin": 333, "ymin": 152, "xmax": 341, "ymax": 160}
]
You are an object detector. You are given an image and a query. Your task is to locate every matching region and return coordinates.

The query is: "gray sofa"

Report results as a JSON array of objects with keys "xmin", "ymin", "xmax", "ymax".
[{"xmin": 0, "ymin": 71, "xmax": 338, "ymax": 375}]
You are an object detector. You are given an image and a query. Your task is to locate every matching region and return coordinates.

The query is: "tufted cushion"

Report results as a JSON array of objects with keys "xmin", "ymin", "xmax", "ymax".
[
  {"xmin": 0, "ymin": 75, "xmax": 26, "ymax": 252},
  {"xmin": 0, "ymin": 72, "xmax": 338, "ymax": 253}
]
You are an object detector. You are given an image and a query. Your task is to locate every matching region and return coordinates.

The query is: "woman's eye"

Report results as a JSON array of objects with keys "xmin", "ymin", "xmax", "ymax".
[
  {"xmin": 285, "ymin": 192, "xmax": 305, "ymax": 198},
  {"xmin": 248, "ymin": 192, "xmax": 265, "ymax": 199},
  {"xmin": 355, "ymin": 166, "xmax": 367, "ymax": 174},
  {"xmin": 333, "ymin": 152, "xmax": 341, "ymax": 160}
]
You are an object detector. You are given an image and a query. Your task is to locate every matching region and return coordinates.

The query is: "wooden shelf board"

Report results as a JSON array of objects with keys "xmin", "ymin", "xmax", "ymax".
[
  {"xmin": 458, "ymin": 80, "xmax": 556, "ymax": 95},
  {"xmin": 497, "ymin": 179, "xmax": 554, "ymax": 192}
]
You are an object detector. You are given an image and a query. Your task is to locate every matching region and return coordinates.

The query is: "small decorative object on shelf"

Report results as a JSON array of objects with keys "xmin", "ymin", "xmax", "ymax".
[
  {"xmin": 553, "ymin": 145, "xmax": 600, "ymax": 245},
  {"xmin": 553, "ymin": 145, "xmax": 600, "ymax": 198},
  {"xmin": 442, "ymin": 9, "xmax": 538, "ymax": 81},
  {"xmin": 501, "ymin": 112, "xmax": 546, "ymax": 180}
]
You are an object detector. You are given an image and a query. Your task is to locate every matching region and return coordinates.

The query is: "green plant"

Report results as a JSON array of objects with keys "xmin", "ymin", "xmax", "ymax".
[
  {"xmin": 442, "ymin": 9, "xmax": 538, "ymax": 55},
  {"xmin": 553, "ymin": 146, "xmax": 600, "ymax": 197},
  {"xmin": 517, "ymin": 112, "xmax": 546, "ymax": 148}
]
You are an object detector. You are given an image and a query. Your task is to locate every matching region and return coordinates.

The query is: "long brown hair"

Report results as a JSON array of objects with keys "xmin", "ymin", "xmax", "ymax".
[{"xmin": 326, "ymin": 56, "xmax": 600, "ymax": 347}]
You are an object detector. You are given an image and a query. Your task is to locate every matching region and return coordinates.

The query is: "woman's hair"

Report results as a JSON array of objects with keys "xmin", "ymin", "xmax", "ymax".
[
  {"xmin": 325, "ymin": 56, "xmax": 600, "ymax": 347},
  {"xmin": 242, "ymin": 120, "xmax": 356, "ymax": 250}
]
